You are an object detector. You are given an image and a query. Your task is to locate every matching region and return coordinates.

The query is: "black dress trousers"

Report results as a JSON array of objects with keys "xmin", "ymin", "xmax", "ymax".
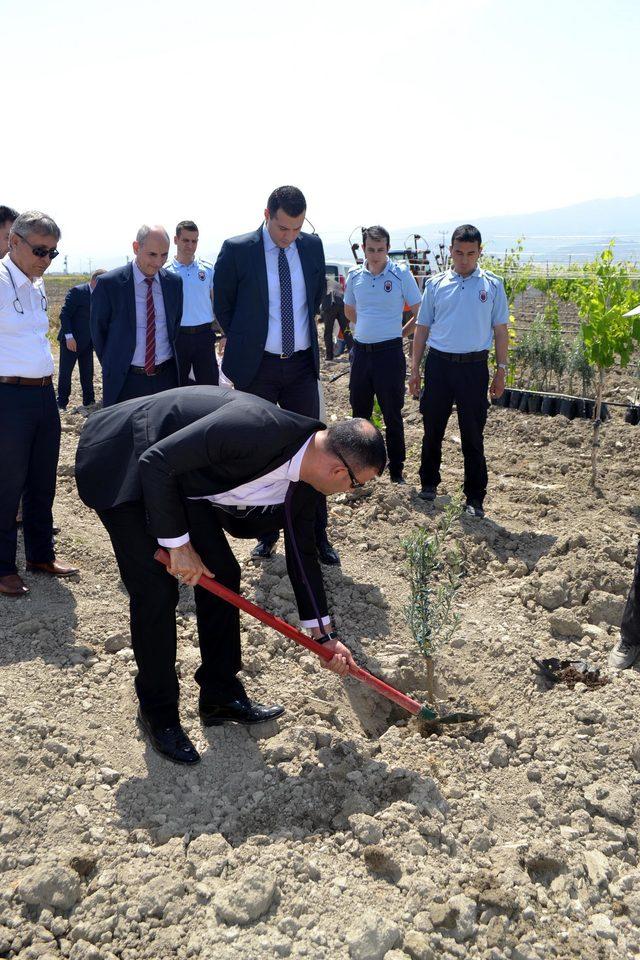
[
  {"xmin": 244, "ymin": 348, "xmax": 328, "ymax": 547},
  {"xmin": 97, "ymin": 499, "xmax": 286, "ymax": 728},
  {"xmin": 419, "ymin": 349, "xmax": 490, "ymax": 505},
  {"xmin": 57, "ymin": 341, "xmax": 95, "ymax": 408},
  {"xmin": 621, "ymin": 538, "xmax": 640, "ymax": 648},
  {"xmin": 349, "ymin": 339, "xmax": 406, "ymax": 475},
  {"xmin": 116, "ymin": 363, "xmax": 179, "ymax": 404},
  {"xmin": 0, "ymin": 383, "xmax": 60, "ymax": 576}
]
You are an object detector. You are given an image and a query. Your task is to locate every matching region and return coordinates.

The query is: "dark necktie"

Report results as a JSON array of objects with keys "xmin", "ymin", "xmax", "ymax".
[
  {"xmin": 278, "ymin": 247, "xmax": 295, "ymax": 358},
  {"xmin": 144, "ymin": 277, "xmax": 156, "ymax": 375}
]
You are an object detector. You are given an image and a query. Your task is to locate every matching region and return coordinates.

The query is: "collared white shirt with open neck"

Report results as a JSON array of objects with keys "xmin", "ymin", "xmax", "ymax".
[{"xmin": 0, "ymin": 254, "xmax": 54, "ymax": 378}]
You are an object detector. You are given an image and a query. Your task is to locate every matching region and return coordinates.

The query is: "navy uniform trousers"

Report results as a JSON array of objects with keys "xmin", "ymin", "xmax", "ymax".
[
  {"xmin": 57, "ymin": 340, "xmax": 95, "ymax": 408},
  {"xmin": 243, "ymin": 348, "xmax": 328, "ymax": 547},
  {"xmin": 419, "ymin": 347, "xmax": 490, "ymax": 505},
  {"xmin": 98, "ymin": 498, "xmax": 287, "ymax": 727},
  {"xmin": 350, "ymin": 338, "xmax": 406, "ymax": 476},
  {"xmin": 0, "ymin": 383, "xmax": 60, "ymax": 575},
  {"xmin": 175, "ymin": 323, "xmax": 219, "ymax": 386}
]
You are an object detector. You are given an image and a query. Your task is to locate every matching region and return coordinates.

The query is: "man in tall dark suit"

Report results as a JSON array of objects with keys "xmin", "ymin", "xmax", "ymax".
[
  {"xmin": 214, "ymin": 185, "xmax": 340, "ymax": 566},
  {"xmin": 56, "ymin": 269, "xmax": 106, "ymax": 410},
  {"xmin": 90, "ymin": 225, "xmax": 183, "ymax": 407},
  {"xmin": 75, "ymin": 387, "xmax": 386, "ymax": 764}
]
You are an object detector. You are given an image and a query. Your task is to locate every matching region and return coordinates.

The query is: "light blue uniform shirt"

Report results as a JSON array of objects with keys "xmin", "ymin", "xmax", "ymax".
[
  {"xmin": 417, "ymin": 267, "xmax": 508, "ymax": 352},
  {"xmin": 165, "ymin": 256, "xmax": 214, "ymax": 328},
  {"xmin": 344, "ymin": 258, "xmax": 421, "ymax": 344}
]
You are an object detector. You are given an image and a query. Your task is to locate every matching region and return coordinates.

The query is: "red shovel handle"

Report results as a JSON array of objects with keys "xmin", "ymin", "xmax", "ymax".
[{"xmin": 154, "ymin": 548, "xmax": 423, "ymax": 718}]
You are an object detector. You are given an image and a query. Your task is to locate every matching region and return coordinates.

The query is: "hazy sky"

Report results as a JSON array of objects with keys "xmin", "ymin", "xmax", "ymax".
[{"xmin": 3, "ymin": 0, "xmax": 638, "ymax": 269}]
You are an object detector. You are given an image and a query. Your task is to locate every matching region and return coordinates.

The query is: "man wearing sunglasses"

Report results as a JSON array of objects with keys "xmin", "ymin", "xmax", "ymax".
[
  {"xmin": 76, "ymin": 388, "xmax": 386, "ymax": 764},
  {"xmin": 0, "ymin": 211, "xmax": 78, "ymax": 598}
]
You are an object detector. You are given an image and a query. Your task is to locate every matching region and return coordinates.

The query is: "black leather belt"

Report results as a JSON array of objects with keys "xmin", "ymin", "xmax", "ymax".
[
  {"xmin": 354, "ymin": 338, "xmax": 402, "ymax": 353},
  {"xmin": 178, "ymin": 322, "xmax": 214, "ymax": 335},
  {"xmin": 0, "ymin": 375, "xmax": 53, "ymax": 386},
  {"xmin": 429, "ymin": 347, "xmax": 489, "ymax": 363},
  {"xmin": 129, "ymin": 359, "xmax": 174, "ymax": 376},
  {"xmin": 264, "ymin": 347, "xmax": 312, "ymax": 360}
]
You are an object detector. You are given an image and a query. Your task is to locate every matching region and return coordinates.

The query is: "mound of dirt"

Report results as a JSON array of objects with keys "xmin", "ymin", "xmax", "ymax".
[{"xmin": 1, "ymin": 356, "xmax": 639, "ymax": 960}]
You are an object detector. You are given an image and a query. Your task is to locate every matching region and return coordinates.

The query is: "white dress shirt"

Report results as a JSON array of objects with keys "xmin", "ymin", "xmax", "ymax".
[
  {"xmin": 157, "ymin": 435, "xmax": 328, "ymax": 628},
  {"xmin": 131, "ymin": 262, "xmax": 173, "ymax": 366},
  {"xmin": 262, "ymin": 225, "xmax": 310, "ymax": 354},
  {"xmin": 0, "ymin": 254, "xmax": 54, "ymax": 377}
]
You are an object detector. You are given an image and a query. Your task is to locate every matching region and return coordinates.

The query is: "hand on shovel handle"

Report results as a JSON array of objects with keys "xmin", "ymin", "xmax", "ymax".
[
  {"xmin": 320, "ymin": 637, "xmax": 357, "ymax": 676},
  {"xmin": 165, "ymin": 543, "xmax": 214, "ymax": 587}
]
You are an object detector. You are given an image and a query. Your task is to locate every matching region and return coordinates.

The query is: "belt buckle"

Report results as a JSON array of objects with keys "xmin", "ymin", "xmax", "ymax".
[{"xmin": 279, "ymin": 353, "xmax": 291, "ymax": 360}]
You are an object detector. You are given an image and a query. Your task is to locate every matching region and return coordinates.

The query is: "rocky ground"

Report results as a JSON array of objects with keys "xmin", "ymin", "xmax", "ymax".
[{"xmin": 1, "ymin": 353, "xmax": 640, "ymax": 960}]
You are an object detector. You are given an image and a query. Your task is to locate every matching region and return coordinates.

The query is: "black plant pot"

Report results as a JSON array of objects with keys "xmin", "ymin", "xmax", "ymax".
[
  {"xmin": 519, "ymin": 392, "xmax": 529, "ymax": 412},
  {"xmin": 493, "ymin": 388, "xmax": 509, "ymax": 408},
  {"xmin": 559, "ymin": 398, "xmax": 576, "ymax": 420},
  {"xmin": 583, "ymin": 399, "xmax": 595, "ymax": 420},
  {"xmin": 527, "ymin": 393, "xmax": 543, "ymax": 414},
  {"xmin": 600, "ymin": 402, "xmax": 610, "ymax": 422},
  {"xmin": 509, "ymin": 390, "xmax": 522, "ymax": 410},
  {"xmin": 541, "ymin": 396, "xmax": 558, "ymax": 417},
  {"xmin": 574, "ymin": 398, "xmax": 586, "ymax": 419}
]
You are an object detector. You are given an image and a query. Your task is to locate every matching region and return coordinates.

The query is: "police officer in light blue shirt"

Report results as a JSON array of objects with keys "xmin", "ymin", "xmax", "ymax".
[
  {"xmin": 344, "ymin": 225, "xmax": 421, "ymax": 483},
  {"xmin": 165, "ymin": 220, "xmax": 219, "ymax": 385},
  {"xmin": 409, "ymin": 224, "xmax": 509, "ymax": 517}
]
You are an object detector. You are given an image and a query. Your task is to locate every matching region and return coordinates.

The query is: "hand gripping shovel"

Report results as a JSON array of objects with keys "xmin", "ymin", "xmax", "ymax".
[{"xmin": 155, "ymin": 549, "xmax": 480, "ymax": 725}]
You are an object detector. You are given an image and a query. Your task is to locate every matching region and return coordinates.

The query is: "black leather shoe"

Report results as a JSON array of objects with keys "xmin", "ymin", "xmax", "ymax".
[
  {"xmin": 137, "ymin": 710, "xmax": 201, "ymax": 765},
  {"xmin": 390, "ymin": 471, "xmax": 406, "ymax": 484},
  {"xmin": 318, "ymin": 541, "xmax": 341, "ymax": 565},
  {"xmin": 199, "ymin": 698, "xmax": 284, "ymax": 727},
  {"xmin": 419, "ymin": 485, "xmax": 437, "ymax": 501},
  {"xmin": 251, "ymin": 541, "xmax": 276, "ymax": 561}
]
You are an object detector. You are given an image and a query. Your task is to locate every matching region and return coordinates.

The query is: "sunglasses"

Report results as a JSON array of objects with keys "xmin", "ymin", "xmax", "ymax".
[
  {"xmin": 334, "ymin": 449, "xmax": 364, "ymax": 489},
  {"xmin": 18, "ymin": 234, "xmax": 60, "ymax": 260}
]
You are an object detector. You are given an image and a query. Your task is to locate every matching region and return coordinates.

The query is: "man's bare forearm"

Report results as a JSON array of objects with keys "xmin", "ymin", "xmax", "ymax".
[{"xmin": 410, "ymin": 325, "xmax": 429, "ymax": 376}]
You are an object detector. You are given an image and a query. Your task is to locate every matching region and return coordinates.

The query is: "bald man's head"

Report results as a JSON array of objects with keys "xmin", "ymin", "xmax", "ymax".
[{"xmin": 133, "ymin": 224, "xmax": 170, "ymax": 277}]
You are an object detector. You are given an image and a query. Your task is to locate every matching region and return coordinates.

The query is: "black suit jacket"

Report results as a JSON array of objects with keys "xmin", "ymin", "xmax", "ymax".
[
  {"xmin": 213, "ymin": 226, "xmax": 326, "ymax": 390},
  {"xmin": 58, "ymin": 282, "xmax": 92, "ymax": 352},
  {"xmin": 90, "ymin": 263, "xmax": 183, "ymax": 407},
  {"xmin": 75, "ymin": 386, "xmax": 328, "ymax": 622}
]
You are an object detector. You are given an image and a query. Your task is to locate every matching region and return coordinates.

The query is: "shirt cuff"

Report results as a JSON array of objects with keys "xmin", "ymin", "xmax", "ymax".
[
  {"xmin": 64, "ymin": 333, "xmax": 74, "ymax": 340},
  {"xmin": 300, "ymin": 616, "xmax": 331, "ymax": 629},
  {"xmin": 157, "ymin": 533, "xmax": 190, "ymax": 548}
]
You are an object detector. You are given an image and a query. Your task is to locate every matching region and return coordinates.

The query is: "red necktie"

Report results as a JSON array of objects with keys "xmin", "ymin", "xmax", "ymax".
[{"xmin": 144, "ymin": 277, "xmax": 156, "ymax": 375}]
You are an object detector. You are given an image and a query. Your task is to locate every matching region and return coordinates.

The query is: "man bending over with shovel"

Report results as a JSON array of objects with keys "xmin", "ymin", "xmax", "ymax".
[{"xmin": 75, "ymin": 387, "xmax": 386, "ymax": 765}]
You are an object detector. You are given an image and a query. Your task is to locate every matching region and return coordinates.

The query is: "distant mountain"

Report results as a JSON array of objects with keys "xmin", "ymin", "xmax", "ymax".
[{"xmin": 323, "ymin": 194, "xmax": 640, "ymax": 263}]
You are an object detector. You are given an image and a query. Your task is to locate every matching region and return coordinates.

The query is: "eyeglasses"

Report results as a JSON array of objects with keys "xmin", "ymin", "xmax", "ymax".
[
  {"xmin": 17, "ymin": 234, "xmax": 59, "ymax": 260},
  {"xmin": 334, "ymin": 449, "xmax": 365, "ymax": 489}
]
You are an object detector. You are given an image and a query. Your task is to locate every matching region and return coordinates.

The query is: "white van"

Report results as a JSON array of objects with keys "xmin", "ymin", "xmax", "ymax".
[{"xmin": 325, "ymin": 260, "xmax": 356, "ymax": 292}]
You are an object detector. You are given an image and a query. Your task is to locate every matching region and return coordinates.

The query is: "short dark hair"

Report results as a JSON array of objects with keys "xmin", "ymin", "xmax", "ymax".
[
  {"xmin": 326, "ymin": 419, "xmax": 387, "ymax": 476},
  {"xmin": 91, "ymin": 269, "xmax": 107, "ymax": 281},
  {"xmin": 451, "ymin": 224, "xmax": 482, "ymax": 246},
  {"xmin": 267, "ymin": 185, "xmax": 306, "ymax": 219},
  {"xmin": 0, "ymin": 205, "xmax": 18, "ymax": 227},
  {"xmin": 176, "ymin": 220, "xmax": 198, "ymax": 236},
  {"xmin": 362, "ymin": 225, "xmax": 390, "ymax": 248}
]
